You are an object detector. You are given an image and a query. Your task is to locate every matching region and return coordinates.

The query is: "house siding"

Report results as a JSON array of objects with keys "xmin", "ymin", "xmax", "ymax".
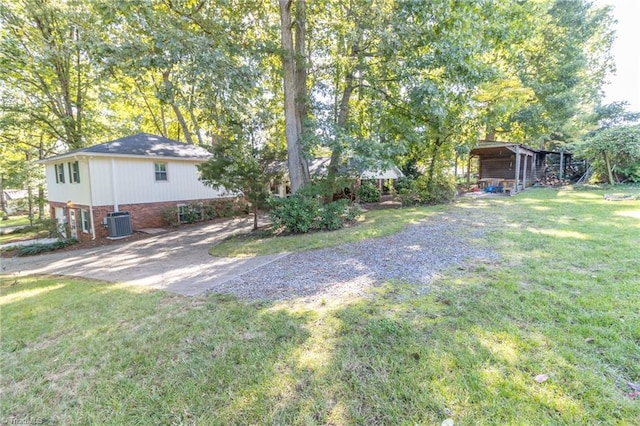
[
  {"xmin": 45, "ymin": 160, "xmax": 92, "ymax": 205},
  {"xmin": 46, "ymin": 157, "xmax": 226, "ymax": 207}
]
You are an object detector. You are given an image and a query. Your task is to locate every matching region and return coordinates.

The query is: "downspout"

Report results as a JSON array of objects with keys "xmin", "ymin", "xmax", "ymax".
[
  {"xmin": 86, "ymin": 157, "xmax": 96, "ymax": 240},
  {"xmin": 111, "ymin": 158, "xmax": 119, "ymax": 212}
]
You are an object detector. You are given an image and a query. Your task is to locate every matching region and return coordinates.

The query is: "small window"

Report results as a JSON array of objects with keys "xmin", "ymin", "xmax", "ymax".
[
  {"xmin": 177, "ymin": 204, "xmax": 187, "ymax": 224},
  {"xmin": 68, "ymin": 161, "xmax": 80, "ymax": 183},
  {"xmin": 81, "ymin": 209, "xmax": 91, "ymax": 233},
  {"xmin": 155, "ymin": 163, "xmax": 168, "ymax": 181},
  {"xmin": 55, "ymin": 164, "xmax": 65, "ymax": 183}
]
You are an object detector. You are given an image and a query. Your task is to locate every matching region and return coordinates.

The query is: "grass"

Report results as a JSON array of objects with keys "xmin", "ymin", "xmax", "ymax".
[
  {"xmin": 2, "ymin": 187, "xmax": 639, "ymax": 424},
  {"xmin": 0, "ymin": 215, "xmax": 31, "ymax": 228},
  {"xmin": 209, "ymin": 206, "xmax": 445, "ymax": 257},
  {"xmin": 0, "ymin": 215, "xmax": 50, "ymax": 245},
  {"xmin": 0, "ymin": 230, "xmax": 49, "ymax": 246}
]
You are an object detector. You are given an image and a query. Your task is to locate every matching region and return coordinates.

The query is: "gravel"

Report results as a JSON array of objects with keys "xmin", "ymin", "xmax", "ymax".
[{"xmin": 211, "ymin": 209, "xmax": 496, "ymax": 302}]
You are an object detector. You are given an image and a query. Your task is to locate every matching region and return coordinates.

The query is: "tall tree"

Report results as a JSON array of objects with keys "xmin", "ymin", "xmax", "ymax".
[
  {"xmin": 279, "ymin": 0, "xmax": 310, "ymax": 192},
  {"xmin": 0, "ymin": 0, "xmax": 99, "ymax": 150}
]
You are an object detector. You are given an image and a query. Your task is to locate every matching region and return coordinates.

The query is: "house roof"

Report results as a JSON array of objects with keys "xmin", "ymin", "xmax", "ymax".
[
  {"xmin": 39, "ymin": 133, "xmax": 212, "ymax": 163},
  {"xmin": 269, "ymin": 157, "xmax": 404, "ymax": 180},
  {"xmin": 3, "ymin": 189, "xmax": 28, "ymax": 200}
]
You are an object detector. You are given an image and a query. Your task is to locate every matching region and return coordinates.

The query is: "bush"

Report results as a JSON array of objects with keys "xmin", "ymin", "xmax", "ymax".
[
  {"xmin": 160, "ymin": 206, "xmax": 179, "ymax": 227},
  {"xmin": 319, "ymin": 199, "xmax": 348, "ymax": 230},
  {"xmin": 270, "ymin": 194, "xmax": 319, "ymax": 233},
  {"xmin": 18, "ymin": 238, "xmax": 77, "ymax": 256},
  {"xmin": 269, "ymin": 194, "xmax": 361, "ymax": 234},
  {"xmin": 34, "ymin": 217, "xmax": 61, "ymax": 237},
  {"xmin": 397, "ymin": 174, "xmax": 456, "ymax": 206},
  {"xmin": 357, "ymin": 181, "xmax": 381, "ymax": 203}
]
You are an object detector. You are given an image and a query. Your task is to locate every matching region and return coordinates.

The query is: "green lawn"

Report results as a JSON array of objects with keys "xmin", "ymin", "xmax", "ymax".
[
  {"xmin": 2, "ymin": 187, "xmax": 639, "ymax": 424},
  {"xmin": 0, "ymin": 215, "xmax": 50, "ymax": 245},
  {"xmin": 209, "ymin": 206, "xmax": 445, "ymax": 257},
  {"xmin": 0, "ymin": 215, "xmax": 31, "ymax": 228}
]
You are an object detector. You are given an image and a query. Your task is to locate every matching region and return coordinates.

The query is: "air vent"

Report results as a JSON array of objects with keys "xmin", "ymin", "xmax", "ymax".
[{"xmin": 106, "ymin": 211, "xmax": 132, "ymax": 238}]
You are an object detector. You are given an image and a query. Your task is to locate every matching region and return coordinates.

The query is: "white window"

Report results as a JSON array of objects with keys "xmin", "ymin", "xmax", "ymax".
[
  {"xmin": 81, "ymin": 209, "xmax": 91, "ymax": 233},
  {"xmin": 55, "ymin": 164, "xmax": 65, "ymax": 183},
  {"xmin": 155, "ymin": 163, "xmax": 168, "ymax": 181},
  {"xmin": 68, "ymin": 161, "xmax": 80, "ymax": 183}
]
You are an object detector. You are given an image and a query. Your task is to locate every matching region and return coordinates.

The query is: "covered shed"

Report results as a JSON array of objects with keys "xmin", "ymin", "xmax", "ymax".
[{"xmin": 468, "ymin": 141, "xmax": 570, "ymax": 194}]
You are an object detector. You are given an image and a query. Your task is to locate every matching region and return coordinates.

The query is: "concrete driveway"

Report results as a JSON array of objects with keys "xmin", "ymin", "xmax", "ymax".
[{"xmin": 0, "ymin": 217, "xmax": 288, "ymax": 296}]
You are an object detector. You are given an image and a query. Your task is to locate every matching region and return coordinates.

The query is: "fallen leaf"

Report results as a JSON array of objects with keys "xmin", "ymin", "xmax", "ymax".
[
  {"xmin": 628, "ymin": 382, "xmax": 640, "ymax": 392},
  {"xmin": 534, "ymin": 374, "xmax": 549, "ymax": 383},
  {"xmin": 584, "ymin": 337, "xmax": 594, "ymax": 343},
  {"xmin": 629, "ymin": 392, "xmax": 639, "ymax": 399}
]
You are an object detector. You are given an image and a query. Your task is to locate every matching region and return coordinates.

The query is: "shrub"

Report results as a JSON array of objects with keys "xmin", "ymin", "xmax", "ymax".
[
  {"xmin": 18, "ymin": 238, "xmax": 77, "ymax": 256},
  {"xmin": 270, "ymin": 194, "xmax": 362, "ymax": 234},
  {"xmin": 424, "ymin": 174, "xmax": 456, "ymax": 204},
  {"xmin": 160, "ymin": 206, "xmax": 179, "ymax": 227},
  {"xmin": 397, "ymin": 174, "xmax": 456, "ymax": 206},
  {"xmin": 183, "ymin": 203, "xmax": 204, "ymax": 223},
  {"xmin": 270, "ymin": 194, "xmax": 320, "ymax": 233},
  {"xmin": 203, "ymin": 202, "xmax": 217, "ymax": 220},
  {"xmin": 319, "ymin": 199, "xmax": 348, "ymax": 230},
  {"xmin": 357, "ymin": 181, "xmax": 382, "ymax": 203},
  {"xmin": 34, "ymin": 217, "xmax": 61, "ymax": 237}
]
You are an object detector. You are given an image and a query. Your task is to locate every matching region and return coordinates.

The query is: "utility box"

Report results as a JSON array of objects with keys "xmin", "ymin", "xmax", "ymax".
[{"xmin": 106, "ymin": 211, "xmax": 132, "ymax": 238}]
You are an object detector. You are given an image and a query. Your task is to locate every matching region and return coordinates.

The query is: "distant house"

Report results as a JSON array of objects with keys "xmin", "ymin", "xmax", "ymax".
[
  {"xmin": 2, "ymin": 189, "xmax": 29, "ymax": 215},
  {"xmin": 38, "ymin": 133, "xmax": 229, "ymax": 241},
  {"xmin": 270, "ymin": 157, "xmax": 404, "ymax": 197}
]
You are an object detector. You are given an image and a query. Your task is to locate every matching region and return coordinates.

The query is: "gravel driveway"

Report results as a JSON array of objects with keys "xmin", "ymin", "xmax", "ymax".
[
  {"xmin": 2, "ymin": 207, "xmax": 495, "ymax": 300},
  {"xmin": 214, "ymin": 208, "xmax": 494, "ymax": 301}
]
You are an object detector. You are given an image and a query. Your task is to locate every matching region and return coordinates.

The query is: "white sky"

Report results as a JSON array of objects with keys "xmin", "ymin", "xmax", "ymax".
[{"xmin": 599, "ymin": 0, "xmax": 640, "ymax": 112}]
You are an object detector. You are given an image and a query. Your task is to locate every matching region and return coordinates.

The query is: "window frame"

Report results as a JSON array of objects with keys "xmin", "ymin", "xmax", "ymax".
[
  {"xmin": 177, "ymin": 204, "xmax": 188, "ymax": 224},
  {"xmin": 68, "ymin": 161, "xmax": 80, "ymax": 183},
  {"xmin": 55, "ymin": 164, "xmax": 65, "ymax": 183},
  {"xmin": 154, "ymin": 162, "xmax": 168, "ymax": 181},
  {"xmin": 80, "ymin": 209, "xmax": 91, "ymax": 233}
]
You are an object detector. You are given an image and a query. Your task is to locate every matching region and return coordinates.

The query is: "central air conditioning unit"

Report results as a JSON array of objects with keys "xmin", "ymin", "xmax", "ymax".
[{"xmin": 106, "ymin": 211, "xmax": 132, "ymax": 238}]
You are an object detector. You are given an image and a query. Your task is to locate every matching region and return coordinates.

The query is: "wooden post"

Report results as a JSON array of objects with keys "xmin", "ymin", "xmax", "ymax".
[
  {"xmin": 522, "ymin": 154, "xmax": 528, "ymax": 188},
  {"xmin": 559, "ymin": 150, "xmax": 564, "ymax": 180},
  {"xmin": 515, "ymin": 147, "xmax": 521, "ymax": 193},
  {"xmin": 531, "ymin": 153, "xmax": 536, "ymax": 185},
  {"xmin": 466, "ymin": 156, "xmax": 472, "ymax": 185}
]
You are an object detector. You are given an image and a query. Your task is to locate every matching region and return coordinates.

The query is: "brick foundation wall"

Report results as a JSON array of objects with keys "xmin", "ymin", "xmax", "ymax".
[{"xmin": 49, "ymin": 197, "xmax": 242, "ymax": 241}]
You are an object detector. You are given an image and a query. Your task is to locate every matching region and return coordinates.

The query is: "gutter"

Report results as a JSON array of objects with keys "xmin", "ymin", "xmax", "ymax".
[{"xmin": 87, "ymin": 156, "xmax": 96, "ymax": 240}]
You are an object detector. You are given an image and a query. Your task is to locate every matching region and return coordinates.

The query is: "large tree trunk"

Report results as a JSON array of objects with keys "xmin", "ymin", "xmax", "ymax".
[
  {"xmin": 162, "ymin": 70, "xmax": 194, "ymax": 145},
  {"xmin": 187, "ymin": 87, "xmax": 204, "ymax": 145},
  {"xmin": 485, "ymin": 125, "xmax": 496, "ymax": 141},
  {"xmin": 279, "ymin": 0, "xmax": 309, "ymax": 193}
]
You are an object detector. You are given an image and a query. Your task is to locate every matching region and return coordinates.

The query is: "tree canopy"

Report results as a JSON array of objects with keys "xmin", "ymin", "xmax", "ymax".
[{"xmin": 1, "ymin": 0, "xmax": 623, "ymax": 199}]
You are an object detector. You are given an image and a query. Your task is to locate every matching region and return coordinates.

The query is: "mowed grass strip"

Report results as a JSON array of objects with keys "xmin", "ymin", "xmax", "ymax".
[
  {"xmin": 208, "ymin": 206, "xmax": 443, "ymax": 257},
  {"xmin": 1, "ymin": 187, "xmax": 639, "ymax": 424}
]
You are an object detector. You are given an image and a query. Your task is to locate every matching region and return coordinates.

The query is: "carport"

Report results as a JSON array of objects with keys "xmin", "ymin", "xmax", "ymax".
[{"xmin": 469, "ymin": 141, "xmax": 537, "ymax": 194}]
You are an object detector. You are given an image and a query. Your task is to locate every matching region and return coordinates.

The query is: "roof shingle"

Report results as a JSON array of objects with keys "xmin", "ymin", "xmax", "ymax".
[{"xmin": 41, "ymin": 133, "xmax": 212, "ymax": 162}]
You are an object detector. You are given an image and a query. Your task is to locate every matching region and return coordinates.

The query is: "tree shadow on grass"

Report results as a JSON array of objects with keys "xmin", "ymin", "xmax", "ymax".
[{"xmin": 0, "ymin": 277, "xmax": 312, "ymax": 425}]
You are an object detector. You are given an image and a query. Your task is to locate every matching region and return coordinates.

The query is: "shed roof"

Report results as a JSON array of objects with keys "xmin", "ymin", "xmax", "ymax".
[
  {"xmin": 470, "ymin": 141, "xmax": 570, "ymax": 157},
  {"xmin": 39, "ymin": 133, "xmax": 212, "ymax": 163}
]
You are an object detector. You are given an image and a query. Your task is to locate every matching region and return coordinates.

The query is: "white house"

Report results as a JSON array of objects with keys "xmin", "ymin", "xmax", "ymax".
[{"xmin": 39, "ymin": 133, "xmax": 228, "ymax": 241}]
